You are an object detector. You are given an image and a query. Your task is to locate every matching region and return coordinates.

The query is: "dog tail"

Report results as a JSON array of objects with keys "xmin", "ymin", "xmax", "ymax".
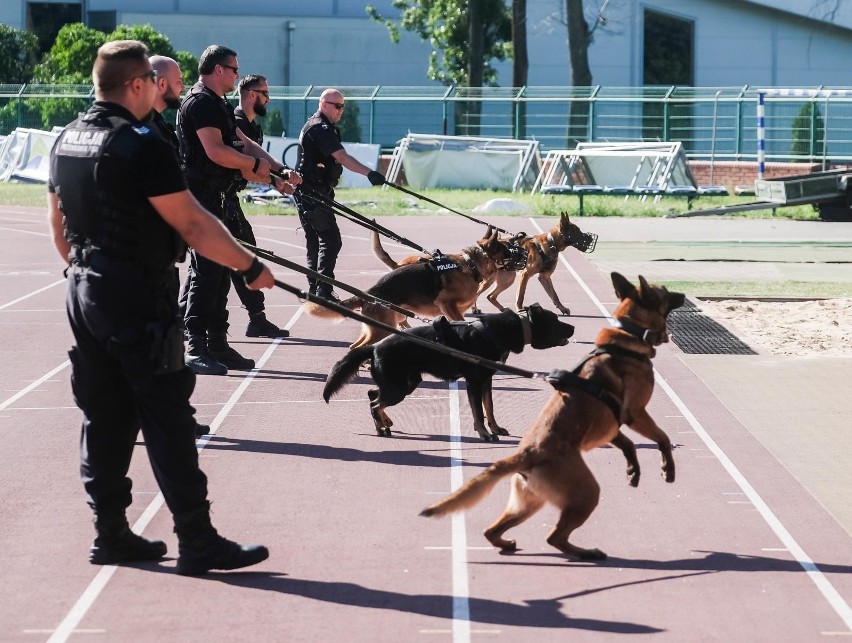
[
  {"xmin": 420, "ymin": 451, "xmax": 530, "ymax": 518},
  {"xmin": 371, "ymin": 228, "xmax": 399, "ymax": 269},
  {"xmin": 323, "ymin": 345, "xmax": 374, "ymax": 402},
  {"xmin": 302, "ymin": 295, "xmax": 364, "ymax": 319}
]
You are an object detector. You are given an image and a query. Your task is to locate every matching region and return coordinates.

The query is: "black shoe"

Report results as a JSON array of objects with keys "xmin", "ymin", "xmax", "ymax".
[
  {"xmin": 90, "ymin": 519, "xmax": 167, "ymax": 565},
  {"xmin": 186, "ymin": 352, "xmax": 228, "ymax": 376},
  {"xmin": 315, "ymin": 289, "xmax": 340, "ymax": 303},
  {"xmin": 209, "ymin": 346, "xmax": 255, "ymax": 370},
  {"xmin": 246, "ymin": 315, "xmax": 289, "ymax": 338},
  {"xmin": 195, "ymin": 423, "xmax": 211, "ymax": 438},
  {"xmin": 176, "ymin": 532, "xmax": 269, "ymax": 576}
]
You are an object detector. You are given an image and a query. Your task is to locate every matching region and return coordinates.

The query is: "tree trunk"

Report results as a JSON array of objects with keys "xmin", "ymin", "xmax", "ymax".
[
  {"xmin": 566, "ymin": 0, "xmax": 593, "ymax": 145},
  {"xmin": 465, "ymin": 0, "xmax": 484, "ymax": 136},
  {"xmin": 512, "ymin": 0, "xmax": 528, "ymax": 139}
]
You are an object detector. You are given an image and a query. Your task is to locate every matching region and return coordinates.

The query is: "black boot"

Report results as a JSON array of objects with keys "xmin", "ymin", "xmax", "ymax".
[
  {"xmin": 174, "ymin": 505, "xmax": 268, "ymax": 576},
  {"xmin": 246, "ymin": 313, "xmax": 289, "ymax": 338},
  {"xmin": 185, "ymin": 335, "xmax": 227, "ymax": 376},
  {"xmin": 90, "ymin": 513, "xmax": 167, "ymax": 565},
  {"xmin": 208, "ymin": 334, "xmax": 255, "ymax": 370}
]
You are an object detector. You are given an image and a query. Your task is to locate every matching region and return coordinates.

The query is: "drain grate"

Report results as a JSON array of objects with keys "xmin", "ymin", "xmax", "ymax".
[{"xmin": 667, "ymin": 299, "xmax": 757, "ymax": 355}]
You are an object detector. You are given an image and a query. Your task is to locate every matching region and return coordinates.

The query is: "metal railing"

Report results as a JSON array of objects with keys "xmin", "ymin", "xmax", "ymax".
[{"xmin": 3, "ymin": 84, "xmax": 852, "ymax": 164}]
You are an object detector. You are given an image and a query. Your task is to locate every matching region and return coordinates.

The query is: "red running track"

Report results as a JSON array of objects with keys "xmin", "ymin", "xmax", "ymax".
[{"xmin": 0, "ymin": 205, "xmax": 849, "ymax": 642}]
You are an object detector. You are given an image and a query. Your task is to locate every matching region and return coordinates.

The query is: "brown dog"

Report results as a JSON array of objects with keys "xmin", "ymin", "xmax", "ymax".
[
  {"xmin": 473, "ymin": 212, "xmax": 597, "ymax": 316},
  {"xmin": 303, "ymin": 229, "xmax": 511, "ymax": 349},
  {"xmin": 421, "ymin": 272, "xmax": 685, "ymax": 560}
]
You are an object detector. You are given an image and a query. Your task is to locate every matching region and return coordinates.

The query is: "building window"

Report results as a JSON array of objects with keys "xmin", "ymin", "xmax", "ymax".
[
  {"xmin": 643, "ymin": 10, "xmax": 695, "ymax": 147},
  {"xmin": 88, "ymin": 11, "xmax": 117, "ymax": 33},
  {"xmin": 643, "ymin": 9, "xmax": 694, "ymax": 86},
  {"xmin": 27, "ymin": 2, "xmax": 82, "ymax": 55}
]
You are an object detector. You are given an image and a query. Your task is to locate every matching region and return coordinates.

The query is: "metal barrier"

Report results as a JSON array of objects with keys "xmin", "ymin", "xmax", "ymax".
[{"xmin": 3, "ymin": 84, "xmax": 852, "ymax": 164}]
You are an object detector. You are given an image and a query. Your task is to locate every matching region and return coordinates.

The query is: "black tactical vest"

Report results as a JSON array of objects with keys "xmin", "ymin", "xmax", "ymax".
[
  {"xmin": 52, "ymin": 107, "xmax": 183, "ymax": 272},
  {"xmin": 297, "ymin": 112, "xmax": 344, "ymax": 188},
  {"xmin": 177, "ymin": 82, "xmax": 243, "ymax": 186}
]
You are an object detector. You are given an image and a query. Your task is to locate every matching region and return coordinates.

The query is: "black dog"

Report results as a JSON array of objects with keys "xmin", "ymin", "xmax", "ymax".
[{"xmin": 322, "ymin": 304, "xmax": 575, "ymax": 440}]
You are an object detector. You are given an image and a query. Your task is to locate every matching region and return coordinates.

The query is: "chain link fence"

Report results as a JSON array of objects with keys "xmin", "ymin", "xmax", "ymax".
[{"xmin": 3, "ymin": 84, "xmax": 852, "ymax": 165}]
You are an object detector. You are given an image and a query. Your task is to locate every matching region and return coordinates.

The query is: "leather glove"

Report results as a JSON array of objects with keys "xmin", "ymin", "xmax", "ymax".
[{"xmin": 367, "ymin": 170, "xmax": 386, "ymax": 186}]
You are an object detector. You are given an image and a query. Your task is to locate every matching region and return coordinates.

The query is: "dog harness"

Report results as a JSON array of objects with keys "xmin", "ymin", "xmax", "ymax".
[{"xmin": 547, "ymin": 335, "xmax": 653, "ymax": 423}]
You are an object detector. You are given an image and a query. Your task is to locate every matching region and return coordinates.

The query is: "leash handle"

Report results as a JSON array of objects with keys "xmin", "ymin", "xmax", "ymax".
[
  {"xmin": 385, "ymin": 180, "xmax": 514, "ymax": 236},
  {"xmin": 273, "ymin": 277, "xmax": 546, "ymax": 381},
  {"xmin": 242, "ymin": 241, "xmax": 417, "ymax": 319}
]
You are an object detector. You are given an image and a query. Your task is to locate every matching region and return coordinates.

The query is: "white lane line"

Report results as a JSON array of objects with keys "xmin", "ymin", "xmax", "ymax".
[
  {"xmin": 448, "ymin": 381, "xmax": 471, "ymax": 643},
  {"xmin": 47, "ymin": 328, "xmax": 293, "ymax": 642},
  {"xmin": 0, "ymin": 361, "xmax": 70, "ymax": 413},
  {"xmin": 0, "ymin": 279, "xmax": 65, "ymax": 311},
  {"xmin": 527, "ymin": 216, "xmax": 852, "ymax": 632},
  {"xmin": 0, "ymin": 225, "xmax": 49, "ymax": 237}
]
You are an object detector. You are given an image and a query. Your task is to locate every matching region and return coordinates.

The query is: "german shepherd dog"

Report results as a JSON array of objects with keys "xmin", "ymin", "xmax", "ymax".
[
  {"xmin": 304, "ymin": 229, "xmax": 512, "ymax": 349},
  {"xmin": 421, "ymin": 273, "xmax": 685, "ymax": 559},
  {"xmin": 473, "ymin": 212, "xmax": 597, "ymax": 316},
  {"xmin": 323, "ymin": 304, "xmax": 575, "ymax": 440}
]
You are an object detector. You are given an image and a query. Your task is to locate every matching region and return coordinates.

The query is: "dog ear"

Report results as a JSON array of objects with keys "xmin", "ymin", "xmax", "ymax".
[
  {"xmin": 611, "ymin": 272, "xmax": 637, "ymax": 301},
  {"xmin": 484, "ymin": 225, "xmax": 494, "ymax": 239},
  {"xmin": 667, "ymin": 290, "xmax": 686, "ymax": 312}
]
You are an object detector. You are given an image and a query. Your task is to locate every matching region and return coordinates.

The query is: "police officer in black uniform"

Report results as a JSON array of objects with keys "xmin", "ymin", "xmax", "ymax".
[
  {"xmin": 225, "ymin": 73, "xmax": 290, "ymax": 339},
  {"xmin": 177, "ymin": 45, "xmax": 297, "ymax": 375},
  {"xmin": 48, "ymin": 40, "xmax": 275, "ymax": 575},
  {"xmin": 295, "ymin": 88, "xmax": 385, "ymax": 300}
]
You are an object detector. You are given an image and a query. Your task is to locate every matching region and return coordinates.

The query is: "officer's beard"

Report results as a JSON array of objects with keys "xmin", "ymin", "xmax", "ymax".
[
  {"xmin": 165, "ymin": 95, "xmax": 182, "ymax": 110},
  {"xmin": 254, "ymin": 100, "xmax": 267, "ymax": 117}
]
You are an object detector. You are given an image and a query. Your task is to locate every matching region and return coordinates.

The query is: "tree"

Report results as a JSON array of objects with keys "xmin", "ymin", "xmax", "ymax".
[
  {"xmin": 512, "ymin": 0, "xmax": 528, "ymax": 138},
  {"xmin": 367, "ymin": 1, "xmax": 511, "ymax": 135},
  {"xmin": 0, "ymin": 25, "xmax": 39, "ymax": 83},
  {"xmin": 2, "ymin": 23, "xmax": 198, "ymax": 133}
]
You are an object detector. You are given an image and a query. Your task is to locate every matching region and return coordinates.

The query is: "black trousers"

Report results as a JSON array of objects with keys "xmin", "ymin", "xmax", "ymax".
[
  {"xmin": 183, "ymin": 180, "xmax": 231, "ymax": 343},
  {"xmin": 296, "ymin": 186, "xmax": 342, "ymax": 293},
  {"xmin": 66, "ymin": 256, "xmax": 208, "ymax": 520},
  {"xmin": 224, "ymin": 193, "xmax": 264, "ymax": 316}
]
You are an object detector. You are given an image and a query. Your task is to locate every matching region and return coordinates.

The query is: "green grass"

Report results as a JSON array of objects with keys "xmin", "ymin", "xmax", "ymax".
[{"xmin": 0, "ymin": 181, "xmax": 822, "ymax": 220}]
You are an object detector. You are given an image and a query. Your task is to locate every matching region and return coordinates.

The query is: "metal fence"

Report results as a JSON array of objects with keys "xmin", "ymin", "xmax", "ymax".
[{"xmin": 3, "ymin": 84, "xmax": 852, "ymax": 164}]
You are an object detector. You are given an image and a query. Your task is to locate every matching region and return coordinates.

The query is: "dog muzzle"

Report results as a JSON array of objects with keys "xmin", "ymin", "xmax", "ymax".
[{"xmin": 567, "ymin": 231, "xmax": 598, "ymax": 253}]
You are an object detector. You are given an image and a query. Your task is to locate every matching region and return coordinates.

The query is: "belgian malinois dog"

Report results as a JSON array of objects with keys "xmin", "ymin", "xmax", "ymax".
[
  {"xmin": 473, "ymin": 212, "xmax": 597, "ymax": 316},
  {"xmin": 421, "ymin": 273, "xmax": 685, "ymax": 560},
  {"xmin": 304, "ymin": 229, "xmax": 511, "ymax": 349}
]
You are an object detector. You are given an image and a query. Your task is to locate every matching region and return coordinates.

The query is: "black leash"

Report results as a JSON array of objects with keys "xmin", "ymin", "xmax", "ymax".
[
  {"xmin": 385, "ymin": 179, "xmax": 515, "ymax": 236},
  {"xmin": 241, "ymin": 241, "xmax": 418, "ymax": 320},
  {"xmin": 298, "ymin": 187, "xmax": 433, "ymax": 256}
]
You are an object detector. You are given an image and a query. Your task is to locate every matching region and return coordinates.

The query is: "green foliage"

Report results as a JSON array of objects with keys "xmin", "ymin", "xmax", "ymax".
[
  {"xmin": 262, "ymin": 108, "xmax": 285, "ymax": 137},
  {"xmin": 0, "ymin": 24, "xmax": 40, "ymax": 83},
  {"xmin": 366, "ymin": 1, "xmax": 512, "ymax": 86},
  {"xmin": 338, "ymin": 100, "xmax": 363, "ymax": 142},
  {"xmin": 32, "ymin": 23, "xmax": 104, "ymax": 83},
  {"xmin": 790, "ymin": 102, "xmax": 825, "ymax": 161}
]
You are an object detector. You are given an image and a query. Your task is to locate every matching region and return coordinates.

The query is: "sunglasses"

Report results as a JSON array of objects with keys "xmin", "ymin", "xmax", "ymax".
[
  {"xmin": 128, "ymin": 69, "xmax": 158, "ymax": 84},
  {"xmin": 325, "ymin": 101, "xmax": 345, "ymax": 110},
  {"xmin": 221, "ymin": 64, "xmax": 239, "ymax": 75},
  {"xmin": 251, "ymin": 88, "xmax": 270, "ymax": 98}
]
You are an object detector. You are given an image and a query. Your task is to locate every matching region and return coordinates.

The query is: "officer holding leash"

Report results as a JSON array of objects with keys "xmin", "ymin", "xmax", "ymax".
[
  {"xmin": 295, "ymin": 88, "xmax": 385, "ymax": 300},
  {"xmin": 177, "ymin": 45, "xmax": 298, "ymax": 375},
  {"xmin": 48, "ymin": 40, "xmax": 278, "ymax": 575},
  {"xmin": 225, "ymin": 73, "xmax": 290, "ymax": 339}
]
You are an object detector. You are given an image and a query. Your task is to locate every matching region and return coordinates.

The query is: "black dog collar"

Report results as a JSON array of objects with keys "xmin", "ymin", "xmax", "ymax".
[
  {"xmin": 614, "ymin": 318, "xmax": 662, "ymax": 345},
  {"xmin": 517, "ymin": 308, "xmax": 533, "ymax": 345}
]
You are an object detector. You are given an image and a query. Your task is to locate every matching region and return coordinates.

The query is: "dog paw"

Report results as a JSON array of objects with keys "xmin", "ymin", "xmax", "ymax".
[
  {"xmin": 628, "ymin": 472, "xmax": 640, "ymax": 487},
  {"xmin": 377, "ymin": 427, "xmax": 393, "ymax": 437},
  {"xmin": 558, "ymin": 307, "xmax": 571, "ymax": 316},
  {"xmin": 490, "ymin": 426, "xmax": 510, "ymax": 437},
  {"xmin": 577, "ymin": 548, "xmax": 607, "ymax": 561}
]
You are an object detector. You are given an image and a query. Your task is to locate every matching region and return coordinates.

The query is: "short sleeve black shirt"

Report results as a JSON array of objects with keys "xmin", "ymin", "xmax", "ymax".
[
  {"xmin": 302, "ymin": 111, "xmax": 343, "ymax": 159},
  {"xmin": 235, "ymin": 107, "xmax": 262, "ymax": 146},
  {"xmin": 178, "ymin": 81, "xmax": 239, "ymax": 165}
]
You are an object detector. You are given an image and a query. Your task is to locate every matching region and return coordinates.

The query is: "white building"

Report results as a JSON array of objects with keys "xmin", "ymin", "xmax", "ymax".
[{"xmin": 2, "ymin": 0, "xmax": 852, "ymax": 89}]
